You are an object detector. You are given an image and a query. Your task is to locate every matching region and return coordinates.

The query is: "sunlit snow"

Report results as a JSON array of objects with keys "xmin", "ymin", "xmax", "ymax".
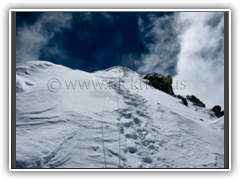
[{"xmin": 16, "ymin": 61, "xmax": 224, "ymax": 168}]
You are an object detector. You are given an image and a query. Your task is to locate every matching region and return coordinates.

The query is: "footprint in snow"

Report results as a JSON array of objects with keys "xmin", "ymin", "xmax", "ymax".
[{"xmin": 142, "ymin": 157, "xmax": 153, "ymax": 164}]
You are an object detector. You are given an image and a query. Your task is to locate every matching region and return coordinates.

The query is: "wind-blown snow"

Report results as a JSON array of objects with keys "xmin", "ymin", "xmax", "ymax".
[{"xmin": 16, "ymin": 61, "xmax": 224, "ymax": 168}]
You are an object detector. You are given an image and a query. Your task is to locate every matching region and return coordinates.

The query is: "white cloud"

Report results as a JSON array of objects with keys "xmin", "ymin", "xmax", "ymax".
[
  {"xmin": 138, "ymin": 12, "xmax": 224, "ymax": 109},
  {"xmin": 82, "ymin": 12, "xmax": 93, "ymax": 22},
  {"xmin": 174, "ymin": 12, "xmax": 224, "ymax": 109},
  {"xmin": 16, "ymin": 12, "xmax": 73, "ymax": 62},
  {"xmin": 137, "ymin": 14, "xmax": 180, "ymax": 75},
  {"xmin": 101, "ymin": 12, "xmax": 113, "ymax": 23}
]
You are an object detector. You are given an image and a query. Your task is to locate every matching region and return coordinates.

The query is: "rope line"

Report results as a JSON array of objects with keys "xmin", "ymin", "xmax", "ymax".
[
  {"xmin": 101, "ymin": 68, "xmax": 123, "ymax": 168},
  {"xmin": 101, "ymin": 90, "xmax": 107, "ymax": 168},
  {"xmin": 115, "ymin": 86, "xmax": 121, "ymax": 168},
  {"xmin": 116, "ymin": 68, "xmax": 123, "ymax": 168}
]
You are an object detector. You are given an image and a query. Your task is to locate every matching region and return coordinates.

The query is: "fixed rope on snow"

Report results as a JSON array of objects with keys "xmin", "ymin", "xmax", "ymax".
[
  {"xmin": 101, "ymin": 90, "xmax": 107, "ymax": 168},
  {"xmin": 101, "ymin": 72, "xmax": 123, "ymax": 168}
]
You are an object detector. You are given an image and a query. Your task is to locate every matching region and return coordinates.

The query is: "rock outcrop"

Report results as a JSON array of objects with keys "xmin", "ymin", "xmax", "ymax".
[
  {"xmin": 186, "ymin": 95, "xmax": 205, "ymax": 108},
  {"xmin": 143, "ymin": 74, "xmax": 215, "ymax": 111},
  {"xmin": 176, "ymin": 95, "xmax": 188, "ymax": 106},
  {"xmin": 143, "ymin": 73, "xmax": 174, "ymax": 96},
  {"xmin": 212, "ymin": 105, "xmax": 224, "ymax": 117}
]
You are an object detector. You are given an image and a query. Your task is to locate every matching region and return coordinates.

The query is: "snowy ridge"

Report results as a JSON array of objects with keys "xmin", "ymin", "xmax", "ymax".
[
  {"xmin": 105, "ymin": 66, "xmax": 135, "ymax": 73},
  {"xmin": 105, "ymin": 66, "xmax": 137, "ymax": 77},
  {"xmin": 16, "ymin": 61, "xmax": 224, "ymax": 168}
]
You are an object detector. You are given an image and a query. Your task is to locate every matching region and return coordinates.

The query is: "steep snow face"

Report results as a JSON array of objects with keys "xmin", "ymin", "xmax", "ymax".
[{"xmin": 16, "ymin": 61, "xmax": 224, "ymax": 168}]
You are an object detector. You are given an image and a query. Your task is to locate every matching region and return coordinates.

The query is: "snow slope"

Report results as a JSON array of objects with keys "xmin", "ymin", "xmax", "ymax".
[{"xmin": 16, "ymin": 61, "xmax": 224, "ymax": 168}]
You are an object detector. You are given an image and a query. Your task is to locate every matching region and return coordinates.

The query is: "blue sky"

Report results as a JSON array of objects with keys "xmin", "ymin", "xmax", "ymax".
[
  {"xmin": 17, "ymin": 12, "xmax": 173, "ymax": 73},
  {"xmin": 16, "ymin": 11, "xmax": 225, "ymax": 109}
]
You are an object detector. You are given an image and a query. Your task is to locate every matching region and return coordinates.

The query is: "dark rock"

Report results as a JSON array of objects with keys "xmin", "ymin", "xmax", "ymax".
[
  {"xmin": 212, "ymin": 105, "xmax": 221, "ymax": 112},
  {"xmin": 220, "ymin": 111, "xmax": 224, "ymax": 116},
  {"xmin": 177, "ymin": 95, "xmax": 188, "ymax": 106},
  {"xmin": 187, "ymin": 95, "xmax": 205, "ymax": 108},
  {"xmin": 181, "ymin": 97, "xmax": 188, "ymax": 106},
  {"xmin": 212, "ymin": 105, "xmax": 224, "ymax": 117},
  {"xmin": 143, "ymin": 74, "xmax": 150, "ymax": 79},
  {"xmin": 143, "ymin": 73, "xmax": 174, "ymax": 96}
]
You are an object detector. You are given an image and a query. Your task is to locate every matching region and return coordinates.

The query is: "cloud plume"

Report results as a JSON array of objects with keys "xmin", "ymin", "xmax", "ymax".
[
  {"xmin": 137, "ymin": 13, "xmax": 180, "ymax": 75},
  {"xmin": 137, "ymin": 12, "xmax": 224, "ymax": 108},
  {"xmin": 16, "ymin": 12, "xmax": 73, "ymax": 63}
]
